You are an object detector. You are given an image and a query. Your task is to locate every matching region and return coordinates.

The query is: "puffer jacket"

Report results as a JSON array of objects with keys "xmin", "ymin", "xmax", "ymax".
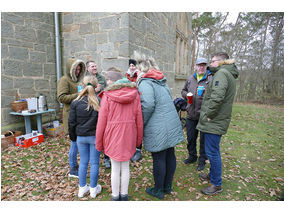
[
  {"xmin": 197, "ymin": 59, "xmax": 239, "ymax": 135},
  {"xmin": 57, "ymin": 58, "xmax": 86, "ymax": 135},
  {"xmin": 95, "ymin": 82, "xmax": 143, "ymax": 162},
  {"xmin": 138, "ymin": 69, "xmax": 184, "ymax": 153},
  {"xmin": 68, "ymin": 96, "xmax": 99, "ymax": 142},
  {"xmin": 181, "ymin": 69, "xmax": 212, "ymax": 120}
]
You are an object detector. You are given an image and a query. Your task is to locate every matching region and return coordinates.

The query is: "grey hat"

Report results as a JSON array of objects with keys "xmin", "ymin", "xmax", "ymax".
[{"xmin": 195, "ymin": 58, "xmax": 207, "ymax": 65}]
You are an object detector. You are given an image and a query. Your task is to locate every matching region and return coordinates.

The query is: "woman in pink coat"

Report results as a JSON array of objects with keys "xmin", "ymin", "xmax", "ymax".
[{"xmin": 96, "ymin": 68, "xmax": 143, "ymax": 201}]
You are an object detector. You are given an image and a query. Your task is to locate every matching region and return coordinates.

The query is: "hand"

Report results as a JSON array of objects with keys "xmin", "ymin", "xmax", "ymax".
[
  {"xmin": 95, "ymin": 84, "xmax": 102, "ymax": 92},
  {"xmin": 207, "ymin": 118, "xmax": 211, "ymax": 122}
]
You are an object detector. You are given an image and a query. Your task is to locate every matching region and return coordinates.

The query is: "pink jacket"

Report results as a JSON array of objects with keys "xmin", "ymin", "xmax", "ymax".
[{"xmin": 95, "ymin": 82, "xmax": 143, "ymax": 161}]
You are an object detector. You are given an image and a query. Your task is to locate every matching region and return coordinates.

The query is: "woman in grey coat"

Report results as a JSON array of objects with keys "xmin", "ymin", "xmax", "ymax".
[{"xmin": 135, "ymin": 53, "xmax": 184, "ymax": 199}]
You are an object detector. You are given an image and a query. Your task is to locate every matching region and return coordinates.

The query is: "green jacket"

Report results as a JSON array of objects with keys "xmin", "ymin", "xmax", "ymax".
[
  {"xmin": 57, "ymin": 58, "xmax": 86, "ymax": 135},
  {"xmin": 196, "ymin": 59, "xmax": 239, "ymax": 135}
]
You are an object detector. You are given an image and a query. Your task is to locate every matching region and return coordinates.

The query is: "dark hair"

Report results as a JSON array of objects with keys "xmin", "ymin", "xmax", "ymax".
[
  {"xmin": 212, "ymin": 52, "xmax": 229, "ymax": 60},
  {"xmin": 86, "ymin": 60, "xmax": 95, "ymax": 68}
]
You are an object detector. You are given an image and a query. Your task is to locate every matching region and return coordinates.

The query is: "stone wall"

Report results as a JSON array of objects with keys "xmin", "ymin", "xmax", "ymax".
[
  {"xmin": 1, "ymin": 12, "xmax": 58, "ymax": 132},
  {"xmin": 61, "ymin": 12, "xmax": 130, "ymax": 75}
]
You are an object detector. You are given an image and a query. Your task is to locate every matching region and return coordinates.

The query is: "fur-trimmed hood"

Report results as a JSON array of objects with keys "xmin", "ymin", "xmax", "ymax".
[
  {"xmin": 99, "ymin": 82, "xmax": 138, "ymax": 104},
  {"xmin": 209, "ymin": 59, "xmax": 239, "ymax": 79},
  {"xmin": 65, "ymin": 58, "xmax": 86, "ymax": 82}
]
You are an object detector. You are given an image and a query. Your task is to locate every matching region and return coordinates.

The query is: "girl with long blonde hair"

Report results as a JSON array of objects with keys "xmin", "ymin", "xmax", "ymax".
[{"xmin": 68, "ymin": 75, "xmax": 102, "ymax": 199}]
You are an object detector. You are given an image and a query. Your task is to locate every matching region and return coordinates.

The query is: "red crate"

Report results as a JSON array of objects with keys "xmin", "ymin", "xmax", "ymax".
[{"xmin": 15, "ymin": 133, "xmax": 44, "ymax": 148}]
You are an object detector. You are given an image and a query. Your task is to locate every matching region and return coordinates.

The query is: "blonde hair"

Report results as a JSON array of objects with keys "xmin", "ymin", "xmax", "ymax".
[
  {"xmin": 133, "ymin": 51, "xmax": 159, "ymax": 73},
  {"xmin": 75, "ymin": 75, "xmax": 100, "ymax": 111}
]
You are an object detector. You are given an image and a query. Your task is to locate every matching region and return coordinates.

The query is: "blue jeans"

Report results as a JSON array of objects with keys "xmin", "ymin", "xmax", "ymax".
[
  {"xmin": 77, "ymin": 136, "xmax": 101, "ymax": 188},
  {"xmin": 69, "ymin": 140, "xmax": 78, "ymax": 168},
  {"xmin": 204, "ymin": 133, "xmax": 222, "ymax": 186}
]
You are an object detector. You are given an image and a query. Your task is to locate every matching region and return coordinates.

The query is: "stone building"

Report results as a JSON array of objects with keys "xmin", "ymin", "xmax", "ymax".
[{"xmin": 1, "ymin": 12, "xmax": 192, "ymax": 133}]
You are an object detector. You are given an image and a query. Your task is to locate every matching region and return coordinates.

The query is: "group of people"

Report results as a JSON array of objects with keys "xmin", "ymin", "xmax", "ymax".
[{"xmin": 57, "ymin": 51, "xmax": 239, "ymax": 200}]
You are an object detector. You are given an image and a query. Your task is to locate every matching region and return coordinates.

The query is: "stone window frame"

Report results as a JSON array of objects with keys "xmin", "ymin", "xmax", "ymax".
[{"xmin": 175, "ymin": 13, "xmax": 190, "ymax": 80}]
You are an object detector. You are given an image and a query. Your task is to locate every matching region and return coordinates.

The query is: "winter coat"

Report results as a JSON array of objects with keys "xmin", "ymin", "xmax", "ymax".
[
  {"xmin": 181, "ymin": 69, "xmax": 212, "ymax": 120},
  {"xmin": 57, "ymin": 58, "xmax": 86, "ymax": 135},
  {"xmin": 95, "ymin": 82, "xmax": 143, "ymax": 162},
  {"xmin": 137, "ymin": 69, "xmax": 184, "ymax": 153},
  {"xmin": 197, "ymin": 59, "xmax": 239, "ymax": 135},
  {"xmin": 125, "ymin": 69, "xmax": 138, "ymax": 82},
  {"xmin": 68, "ymin": 96, "xmax": 98, "ymax": 142}
]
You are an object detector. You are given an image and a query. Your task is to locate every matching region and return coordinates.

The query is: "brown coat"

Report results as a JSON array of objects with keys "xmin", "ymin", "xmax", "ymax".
[{"xmin": 57, "ymin": 58, "xmax": 86, "ymax": 135}]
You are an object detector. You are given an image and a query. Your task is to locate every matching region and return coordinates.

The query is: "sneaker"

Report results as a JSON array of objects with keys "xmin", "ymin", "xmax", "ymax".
[
  {"xmin": 197, "ymin": 162, "xmax": 205, "ymax": 171},
  {"xmin": 78, "ymin": 185, "xmax": 90, "ymax": 198},
  {"xmin": 183, "ymin": 157, "xmax": 197, "ymax": 164},
  {"xmin": 131, "ymin": 149, "xmax": 142, "ymax": 162},
  {"xmin": 68, "ymin": 166, "xmax": 79, "ymax": 178},
  {"xmin": 120, "ymin": 194, "xmax": 129, "ymax": 201},
  {"xmin": 104, "ymin": 158, "xmax": 111, "ymax": 169},
  {"xmin": 90, "ymin": 184, "xmax": 102, "ymax": 198},
  {"xmin": 146, "ymin": 187, "xmax": 164, "ymax": 200},
  {"xmin": 201, "ymin": 185, "xmax": 223, "ymax": 195},
  {"xmin": 199, "ymin": 173, "xmax": 210, "ymax": 182}
]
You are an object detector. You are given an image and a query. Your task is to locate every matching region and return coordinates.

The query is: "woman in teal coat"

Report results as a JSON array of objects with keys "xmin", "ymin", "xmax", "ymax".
[{"xmin": 135, "ymin": 53, "xmax": 184, "ymax": 199}]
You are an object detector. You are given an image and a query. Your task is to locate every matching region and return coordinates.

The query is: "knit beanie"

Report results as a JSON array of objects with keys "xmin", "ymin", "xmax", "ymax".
[
  {"xmin": 105, "ymin": 71, "xmax": 123, "ymax": 82},
  {"xmin": 129, "ymin": 59, "xmax": 137, "ymax": 66}
]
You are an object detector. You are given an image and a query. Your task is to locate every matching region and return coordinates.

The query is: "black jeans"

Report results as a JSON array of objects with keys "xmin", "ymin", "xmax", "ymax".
[
  {"xmin": 151, "ymin": 147, "xmax": 176, "ymax": 191},
  {"xmin": 186, "ymin": 118, "xmax": 207, "ymax": 163}
]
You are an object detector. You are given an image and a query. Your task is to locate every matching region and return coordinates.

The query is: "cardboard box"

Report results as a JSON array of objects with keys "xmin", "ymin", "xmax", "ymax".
[
  {"xmin": 15, "ymin": 133, "xmax": 44, "ymax": 148},
  {"xmin": 42, "ymin": 122, "xmax": 64, "ymax": 137}
]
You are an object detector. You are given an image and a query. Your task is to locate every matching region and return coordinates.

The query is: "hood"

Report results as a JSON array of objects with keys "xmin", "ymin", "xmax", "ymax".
[
  {"xmin": 65, "ymin": 58, "xmax": 86, "ymax": 82},
  {"xmin": 209, "ymin": 59, "xmax": 239, "ymax": 79},
  {"xmin": 99, "ymin": 82, "xmax": 138, "ymax": 104},
  {"xmin": 138, "ymin": 69, "xmax": 167, "ymax": 86}
]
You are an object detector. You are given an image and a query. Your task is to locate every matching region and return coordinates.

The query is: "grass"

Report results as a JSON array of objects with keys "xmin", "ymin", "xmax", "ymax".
[{"xmin": 1, "ymin": 103, "xmax": 284, "ymax": 201}]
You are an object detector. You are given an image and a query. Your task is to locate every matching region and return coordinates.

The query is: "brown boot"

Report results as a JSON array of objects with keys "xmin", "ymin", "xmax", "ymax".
[
  {"xmin": 201, "ymin": 185, "xmax": 223, "ymax": 195},
  {"xmin": 199, "ymin": 173, "xmax": 210, "ymax": 181}
]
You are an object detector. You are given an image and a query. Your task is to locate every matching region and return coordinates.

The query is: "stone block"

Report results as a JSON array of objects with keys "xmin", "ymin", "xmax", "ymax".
[
  {"xmin": 120, "ymin": 13, "xmax": 129, "ymax": 28},
  {"xmin": 2, "ymin": 59, "xmax": 23, "ymax": 76},
  {"xmin": 34, "ymin": 43, "xmax": 46, "ymax": 52},
  {"xmin": 102, "ymin": 58, "xmax": 128, "ymax": 72},
  {"xmin": 23, "ymin": 63, "xmax": 43, "ymax": 77},
  {"xmin": 97, "ymin": 43, "xmax": 114, "ymax": 52},
  {"xmin": 30, "ymin": 51, "xmax": 47, "ymax": 63},
  {"xmin": 1, "ymin": 45, "xmax": 8, "ymax": 59},
  {"xmin": 118, "ymin": 42, "xmax": 129, "ymax": 57},
  {"xmin": 85, "ymin": 35, "xmax": 97, "ymax": 51},
  {"xmin": 102, "ymin": 51, "xmax": 118, "ymax": 59},
  {"xmin": 15, "ymin": 26, "xmax": 36, "ymax": 42},
  {"xmin": 8, "ymin": 39, "xmax": 34, "ymax": 48},
  {"xmin": 1, "ymin": 95, "xmax": 16, "ymax": 108},
  {"xmin": 1, "ymin": 76, "xmax": 14, "ymax": 90},
  {"xmin": 99, "ymin": 16, "xmax": 120, "ymax": 30},
  {"xmin": 44, "ymin": 63, "xmax": 56, "ymax": 75},
  {"xmin": 79, "ymin": 22, "xmax": 93, "ymax": 35},
  {"xmin": 30, "ymin": 20, "xmax": 54, "ymax": 33},
  {"xmin": 93, "ymin": 21, "xmax": 99, "ymax": 33},
  {"xmin": 14, "ymin": 78, "xmax": 34, "ymax": 89},
  {"xmin": 73, "ymin": 12, "xmax": 90, "ymax": 24},
  {"xmin": 96, "ymin": 32, "xmax": 108, "ymax": 44},
  {"xmin": 36, "ymin": 30, "xmax": 52, "ymax": 44},
  {"xmin": 109, "ymin": 28, "xmax": 129, "ymax": 43},
  {"xmin": 46, "ymin": 45, "xmax": 56, "ymax": 63},
  {"xmin": 64, "ymin": 13, "xmax": 73, "ymax": 24},
  {"xmin": 2, "ymin": 12, "xmax": 25, "ymax": 25},
  {"xmin": 1, "ymin": 21, "xmax": 14, "ymax": 38},
  {"xmin": 35, "ymin": 79, "xmax": 50, "ymax": 90}
]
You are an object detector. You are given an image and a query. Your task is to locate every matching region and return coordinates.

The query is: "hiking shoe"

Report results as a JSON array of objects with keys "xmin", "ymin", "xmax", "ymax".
[
  {"xmin": 120, "ymin": 194, "xmax": 129, "ymax": 201},
  {"xmin": 146, "ymin": 187, "xmax": 164, "ymax": 200},
  {"xmin": 131, "ymin": 149, "xmax": 142, "ymax": 162},
  {"xmin": 90, "ymin": 184, "xmax": 102, "ymax": 198},
  {"xmin": 201, "ymin": 185, "xmax": 223, "ymax": 195},
  {"xmin": 197, "ymin": 162, "xmax": 205, "ymax": 171},
  {"xmin": 68, "ymin": 166, "xmax": 79, "ymax": 178},
  {"xmin": 163, "ymin": 184, "xmax": 173, "ymax": 194},
  {"xmin": 183, "ymin": 157, "xmax": 197, "ymax": 164},
  {"xmin": 199, "ymin": 173, "xmax": 210, "ymax": 181},
  {"xmin": 104, "ymin": 158, "xmax": 111, "ymax": 169},
  {"xmin": 78, "ymin": 185, "xmax": 90, "ymax": 198}
]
